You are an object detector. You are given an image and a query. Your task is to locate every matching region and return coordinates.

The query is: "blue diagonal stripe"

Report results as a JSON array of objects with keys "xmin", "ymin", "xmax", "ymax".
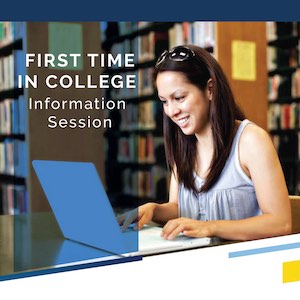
[
  {"xmin": 229, "ymin": 242, "xmax": 300, "ymax": 258},
  {"xmin": 0, "ymin": 256, "xmax": 142, "ymax": 282}
]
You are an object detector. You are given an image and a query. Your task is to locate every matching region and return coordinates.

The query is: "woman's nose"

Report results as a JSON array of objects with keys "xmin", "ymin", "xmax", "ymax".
[{"xmin": 167, "ymin": 103, "xmax": 181, "ymax": 118}]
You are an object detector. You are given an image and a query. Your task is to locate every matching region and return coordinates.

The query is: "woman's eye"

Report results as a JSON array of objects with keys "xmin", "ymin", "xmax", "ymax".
[{"xmin": 175, "ymin": 96, "xmax": 184, "ymax": 101}]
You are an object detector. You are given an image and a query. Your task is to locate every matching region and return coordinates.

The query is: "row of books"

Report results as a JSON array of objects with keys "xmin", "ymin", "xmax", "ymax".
[
  {"xmin": 138, "ymin": 67, "xmax": 154, "ymax": 96},
  {"xmin": 122, "ymin": 165, "xmax": 167, "ymax": 199},
  {"xmin": 0, "ymin": 22, "xmax": 26, "ymax": 47},
  {"xmin": 119, "ymin": 23, "xmax": 217, "ymax": 65},
  {"xmin": 0, "ymin": 139, "xmax": 28, "ymax": 177},
  {"xmin": 138, "ymin": 32, "xmax": 155, "ymax": 63},
  {"xmin": 117, "ymin": 134, "xmax": 163, "ymax": 163},
  {"xmin": 268, "ymin": 102, "xmax": 300, "ymax": 130},
  {"xmin": 169, "ymin": 22, "xmax": 215, "ymax": 50},
  {"xmin": 268, "ymin": 69, "xmax": 300, "ymax": 100},
  {"xmin": 109, "ymin": 67, "xmax": 154, "ymax": 100},
  {"xmin": 0, "ymin": 183, "xmax": 28, "ymax": 215},
  {"xmin": 107, "ymin": 22, "xmax": 216, "ymax": 68},
  {"xmin": 110, "ymin": 39, "xmax": 138, "ymax": 67},
  {"xmin": 117, "ymin": 22, "xmax": 138, "ymax": 36},
  {"xmin": 109, "ymin": 32, "xmax": 156, "ymax": 66},
  {"xmin": 120, "ymin": 101, "xmax": 157, "ymax": 131},
  {"xmin": 0, "ymin": 49, "xmax": 26, "ymax": 92},
  {"xmin": 0, "ymin": 96, "xmax": 27, "ymax": 135},
  {"xmin": 109, "ymin": 75, "xmax": 138, "ymax": 99}
]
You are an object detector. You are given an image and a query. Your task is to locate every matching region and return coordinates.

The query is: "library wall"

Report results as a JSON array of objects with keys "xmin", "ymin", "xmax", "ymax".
[
  {"xmin": 216, "ymin": 22, "xmax": 268, "ymax": 130},
  {"xmin": 1, "ymin": 21, "xmax": 299, "ymax": 216},
  {"xmin": 26, "ymin": 22, "xmax": 106, "ymax": 212}
]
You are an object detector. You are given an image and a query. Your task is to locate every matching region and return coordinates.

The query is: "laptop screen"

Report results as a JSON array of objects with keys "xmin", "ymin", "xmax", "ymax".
[{"xmin": 32, "ymin": 160, "xmax": 138, "ymax": 255}]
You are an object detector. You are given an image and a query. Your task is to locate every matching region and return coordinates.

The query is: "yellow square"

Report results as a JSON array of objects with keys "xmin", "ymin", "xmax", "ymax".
[
  {"xmin": 232, "ymin": 40, "xmax": 256, "ymax": 81},
  {"xmin": 283, "ymin": 260, "xmax": 300, "ymax": 283}
]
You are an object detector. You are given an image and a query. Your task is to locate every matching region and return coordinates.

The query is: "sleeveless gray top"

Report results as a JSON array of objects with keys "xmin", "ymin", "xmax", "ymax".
[{"xmin": 179, "ymin": 119, "xmax": 262, "ymax": 221}]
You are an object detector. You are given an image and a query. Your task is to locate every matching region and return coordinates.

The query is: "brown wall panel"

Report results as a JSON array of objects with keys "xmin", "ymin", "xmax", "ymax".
[{"xmin": 216, "ymin": 22, "xmax": 268, "ymax": 130}]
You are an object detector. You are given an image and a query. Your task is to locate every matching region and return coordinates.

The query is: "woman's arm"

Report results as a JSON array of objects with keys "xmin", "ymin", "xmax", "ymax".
[{"xmin": 162, "ymin": 124, "xmax": 292, "ymax": 241}]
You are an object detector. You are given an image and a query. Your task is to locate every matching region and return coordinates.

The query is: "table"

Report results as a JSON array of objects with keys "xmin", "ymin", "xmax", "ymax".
[
  {"xmin": 0, "ymin": 212, "xmax": 228, "ymax": 279},
  {"xmin": 0, "ymin": 212, "xmax": 126, "ymax": 278}
]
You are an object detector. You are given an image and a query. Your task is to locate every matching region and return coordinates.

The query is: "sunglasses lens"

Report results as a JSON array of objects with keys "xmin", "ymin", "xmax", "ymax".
[
  {"xmin": 155, "ymin": 47, "xmax": 195, "ymax": 68},
  {"xmin": 155, "ymin": 50, "xmax": 168, "ymax": 67},
  {"xmin": 170, "ymin": 47, "xmax": 191, "ymax": 61}
]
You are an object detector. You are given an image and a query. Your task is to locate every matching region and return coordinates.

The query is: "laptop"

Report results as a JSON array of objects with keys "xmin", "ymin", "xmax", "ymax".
[{"xmin": 32, "ymin": 160, "xmax": 211, "ymax": 257}]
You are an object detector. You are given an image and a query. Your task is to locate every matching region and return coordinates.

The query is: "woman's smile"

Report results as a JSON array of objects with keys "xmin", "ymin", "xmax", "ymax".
[{"xmin": 156, "ymin": 71, "xmax": 211, "ymax": 136}]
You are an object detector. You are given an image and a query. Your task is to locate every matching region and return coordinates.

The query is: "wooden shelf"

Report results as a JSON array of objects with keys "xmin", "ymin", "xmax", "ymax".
[
  {"xmin": 268, "ymin": 35, "xmax": 299, "ymax": 48},
  {"xmin": 0, "ymin": 174, "xmax": 26, "ymax": 185},
  {"xmin": 269, "ymin": 97, "xmax": 300, "ymax": 104},
  {"xmin": 0, "ymin": 38, "xmax": 22, "ymax": 57},
  {"xmin": 0, "ymin": 88, "xmax": 23, "ymax": 101},
  {"xmin": 268, "ymin": 66, "xmax": 297, "ymax": 77},
  {"xmin": 121, "ymin": 94, "xmax": 158, "ymax": 103},
  {"xmin": 270, "ymin": 128, "xmax": 300, "ymax": 135},
  {"xmin": 0, "ymin": 134, "xmax": 25, "ymax": 141},
  {"xmin": 113, "ymin": 161, "xmax": 156, "ymax": 167},
  {"xmin": 104, "ymin": 127, "xmax": 161, "ymax": 137},
  {"xmin": 106, "ymin": 59, "xmax": 156, "ymax": 73}
]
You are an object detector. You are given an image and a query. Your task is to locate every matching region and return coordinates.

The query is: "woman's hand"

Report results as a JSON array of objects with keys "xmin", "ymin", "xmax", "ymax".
[
  {"xmin": 161, "ymin": 217, "xmax": 215, "ymax": 240},
  {"xmin": 117, "ymin": 202, "xmax": 158, "ymax": 232}
]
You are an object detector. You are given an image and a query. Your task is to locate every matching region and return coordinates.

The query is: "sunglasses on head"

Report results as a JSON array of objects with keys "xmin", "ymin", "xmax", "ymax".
[{"xmin": 155, "ymin": 46, "xmax": 196, "ymax": 68}]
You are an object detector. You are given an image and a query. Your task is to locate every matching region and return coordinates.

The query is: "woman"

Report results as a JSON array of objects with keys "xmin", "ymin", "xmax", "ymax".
[{"xmin": 119, "ymin": 45, "xmax": 292, "ymax": 241}]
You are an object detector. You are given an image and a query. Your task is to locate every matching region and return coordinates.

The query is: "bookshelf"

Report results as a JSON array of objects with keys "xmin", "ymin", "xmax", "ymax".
[
  {"xmin": 102, "ymin": 22, "xmax": 172, "ymax": 208},
  {"xmin": 101, "ymin": 22, "xmax": 268, "ymax": 208},
  {"xmin": 0, "ymin": 22, "xmax": 28, "ymax": 215},
  {"xmin": 0, "ymin": 22, "xmax": 107, "ymax": 214},
  {"xmin": 267, "ymin": 22, "xmax": 300, "ymax": 195}
]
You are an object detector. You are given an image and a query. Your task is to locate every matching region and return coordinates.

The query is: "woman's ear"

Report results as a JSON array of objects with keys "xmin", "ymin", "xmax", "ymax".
[{"xmin": 206, "ymin": 78, "xmax": 213, "ymax": 101}]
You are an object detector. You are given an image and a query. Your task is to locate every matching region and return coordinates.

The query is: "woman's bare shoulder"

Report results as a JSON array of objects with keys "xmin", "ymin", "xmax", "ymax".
[{"xmin": 239, "ymin": 121, "xmax": 276, "ymax": 166}]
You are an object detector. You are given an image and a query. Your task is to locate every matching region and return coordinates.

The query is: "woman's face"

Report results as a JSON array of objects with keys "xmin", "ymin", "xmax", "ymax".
[{"xmin": 156, "ymin": 71, "xmax": 211, "ymax": 136}]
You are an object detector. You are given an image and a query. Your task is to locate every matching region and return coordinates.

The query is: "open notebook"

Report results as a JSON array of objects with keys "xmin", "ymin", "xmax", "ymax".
[
  {"xmin": 32, "ymin": 160, "xmax": 211, "ymax": 257},
  {"xmin": 135, "ymin": 225, "xmax": 210, "ymax": 256}
]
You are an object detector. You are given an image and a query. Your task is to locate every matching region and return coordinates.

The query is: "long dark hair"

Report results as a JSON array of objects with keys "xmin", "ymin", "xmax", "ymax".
[{"xmin": 154, "ymin": 45, "xmax": 245, "ymax": 193}]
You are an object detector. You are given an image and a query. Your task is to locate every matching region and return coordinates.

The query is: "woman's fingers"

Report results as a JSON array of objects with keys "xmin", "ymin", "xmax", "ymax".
[
  {"xmin": 161, "ymin": 218, "xmax": 190, "ymax": 240},
  {"xmin": 120, "ymin": 209, "xmax": 138, "ymax": 232},
  {"xmin": 182, "ymin": 229, "xmax": 198, "ymax": 237},
  {"xmin": 117, "ymin": 213, "xmax": 125, "ymax": 225},
  {"xmin": 166, "ymin": 224, "xmax": 186, "ymax": 240},
  {"xmin": 118, "ymin": 203, "xmax": 156, "ymax": 231},
  {"xmin": 161, "ymin": 218, "xmax": 210, "ymax": 239},
  {"xmin": 137, "ymin": 211, "xmax": 152, "ymax": 230}
]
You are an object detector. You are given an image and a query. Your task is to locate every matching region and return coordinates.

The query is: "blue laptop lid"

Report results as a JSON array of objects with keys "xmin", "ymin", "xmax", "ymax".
[{"xmin": 32, "ymin": 160, "xmax": 137, "ymax": 255}]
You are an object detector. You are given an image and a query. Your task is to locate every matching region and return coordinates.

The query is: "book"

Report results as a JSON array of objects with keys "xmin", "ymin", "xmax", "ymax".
[{"xmin": 0, "ymin": 183, "xmax": 27, "ymax": 215}]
